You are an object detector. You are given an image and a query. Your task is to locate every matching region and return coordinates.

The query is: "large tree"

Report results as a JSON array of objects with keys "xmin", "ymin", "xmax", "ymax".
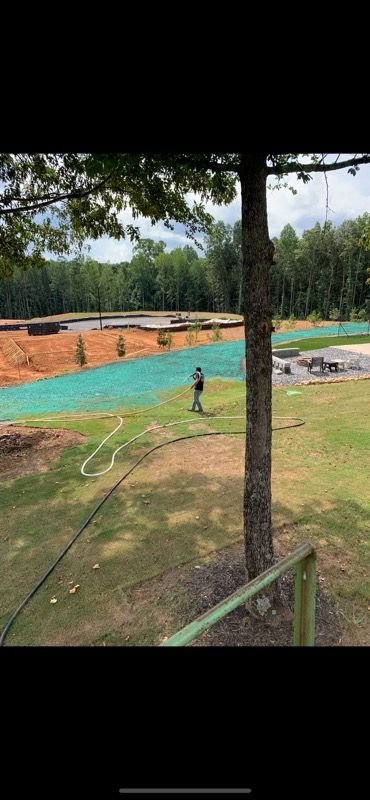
[
  {"xmin": 1, "ymin": 152, "xmax": 370, "ymax": 581},
  {"xmin": 205, "ymin": 221, "xmax": 239, "ymax": 312}
]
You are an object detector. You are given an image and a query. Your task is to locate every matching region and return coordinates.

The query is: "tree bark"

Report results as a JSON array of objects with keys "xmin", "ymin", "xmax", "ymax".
[
  {"xmin": 241, "ymin": 154, "xmax": 274, "ymax": 581},
  {"xmin": 280, "ymin": 274, "xmax": 285, "ymax": 317},
  {"xmin": 289, "ymin": 276, "xmax": 294, "ymax": 316}
]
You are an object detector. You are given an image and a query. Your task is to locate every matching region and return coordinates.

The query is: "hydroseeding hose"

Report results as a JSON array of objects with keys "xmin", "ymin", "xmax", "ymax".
[{"xmin": 0, "ymin": 385, "xmax": 305, "ymax": 646}]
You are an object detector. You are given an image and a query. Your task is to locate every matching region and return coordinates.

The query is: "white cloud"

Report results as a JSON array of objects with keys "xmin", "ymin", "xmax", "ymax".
[{"xmin": 83, "ymin": 158, "xmax": 370, "ymax": 261}]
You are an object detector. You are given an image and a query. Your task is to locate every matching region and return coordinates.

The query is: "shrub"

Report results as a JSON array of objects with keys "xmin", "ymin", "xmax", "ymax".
[
  {"xmin": 307, "ymin": 311, "xmax": 322, "ymax": 326},
  {"xmin": 116, "ymin": 335, "xmax": 126, "ymax": 357},
  {"xmin": 210, "ymin": 323, "xmax": 222, "ymax": 341},
  {"xmin": 157, "ymin": 329, "xmax": 168, "ymax": 349},
  {"xmin": 193, "ymin": 318, "xmax": 202, "ymax": 341},
  {"xmin": 185, "ymin": 327, "xmax": 195, "ymax": 346}
]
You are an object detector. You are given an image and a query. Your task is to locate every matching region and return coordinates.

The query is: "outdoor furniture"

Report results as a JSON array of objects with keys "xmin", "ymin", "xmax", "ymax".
[
  {"xmin": 272, "ymin": 355, "xmax": 291, "ymax": 373},
  {"xmin": 307, "ymin": 356, "xmax": 324, "ymax": 373},
  {"xmin": 323, "ymin": 360, "xmax": 339, "ymax": 372}
]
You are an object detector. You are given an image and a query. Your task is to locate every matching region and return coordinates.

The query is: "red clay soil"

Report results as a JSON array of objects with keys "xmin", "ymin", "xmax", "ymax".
[{"xmin": 0, "ymin": 318, "xmax": 334, "ymax": 388}]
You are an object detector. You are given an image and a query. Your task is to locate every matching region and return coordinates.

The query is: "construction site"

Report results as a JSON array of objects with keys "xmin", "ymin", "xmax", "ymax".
[{"xmin": 0, "ymin": 314, "xmax": 333, "ymax": 388}]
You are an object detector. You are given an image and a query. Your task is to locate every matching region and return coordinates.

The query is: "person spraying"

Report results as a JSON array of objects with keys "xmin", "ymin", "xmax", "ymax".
[{"xmin": 189, "ymin": 367, "xmax": 204, "ymax": 412}]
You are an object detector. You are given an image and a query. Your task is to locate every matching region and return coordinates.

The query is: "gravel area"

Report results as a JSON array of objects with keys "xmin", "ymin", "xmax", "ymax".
[{"xmin": 272, "ymin": 347, "xmax": 370, "ymax": 387}]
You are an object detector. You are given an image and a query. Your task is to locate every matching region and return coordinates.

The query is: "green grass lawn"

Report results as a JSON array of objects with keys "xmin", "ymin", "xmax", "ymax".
[
  {"xmin": 277, "ymin": 334, "xmax": 370, "ymax": 350},
  {"xmin": 0, "ymin": 378, "xmax": 369, "ymax": 645}
]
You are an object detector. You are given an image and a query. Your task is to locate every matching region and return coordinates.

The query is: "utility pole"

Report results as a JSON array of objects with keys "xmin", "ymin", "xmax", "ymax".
[{"xmin": 97, "ymin": 285, "xmax": 102, "ymax": 331}]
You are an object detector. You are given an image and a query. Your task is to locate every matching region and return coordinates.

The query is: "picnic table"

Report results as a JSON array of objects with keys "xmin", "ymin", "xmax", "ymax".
[{"xmin": 323, "ymin": 360, "xmax": 345, "ymax": 372}]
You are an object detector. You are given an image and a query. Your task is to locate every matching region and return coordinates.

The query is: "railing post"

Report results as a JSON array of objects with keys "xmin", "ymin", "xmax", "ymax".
[
  {"xmin": 293, "ymin": 552, "xmax": 317, "ymax": 646},
  {"xmin": 161, "ymin": 544, "xmax": 316, "ymax": 647}
]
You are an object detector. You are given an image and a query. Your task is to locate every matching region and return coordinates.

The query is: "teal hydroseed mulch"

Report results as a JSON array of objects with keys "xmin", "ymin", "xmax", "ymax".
[{"xmin": 0, "ymin": 323, "xmax": 368, "ymax": 420}]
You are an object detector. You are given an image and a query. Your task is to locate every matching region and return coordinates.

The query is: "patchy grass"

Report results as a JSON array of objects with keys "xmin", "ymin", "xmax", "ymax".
[{"xmin": 0, "ymin": 378, "xmax": 369, "ymax": 645}]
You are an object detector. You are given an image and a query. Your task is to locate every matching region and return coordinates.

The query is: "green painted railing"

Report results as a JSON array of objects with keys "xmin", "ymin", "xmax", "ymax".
[{"xmin": 160, "ymin": 542, "xmax": 316, "ymax": 647}]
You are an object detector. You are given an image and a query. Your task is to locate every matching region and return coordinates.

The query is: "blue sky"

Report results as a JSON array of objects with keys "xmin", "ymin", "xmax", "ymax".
[{"xmin": 83, "ymin": 159, "xmax": 370, "ymax": 263}]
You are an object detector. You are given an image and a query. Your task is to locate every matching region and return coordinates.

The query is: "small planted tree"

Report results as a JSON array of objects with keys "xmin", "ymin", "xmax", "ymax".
[
  {"xmin": 157, "ymin": 329, "xmax": 168, "ymax": 349},
  {"xmin": 193, "ymin": 317, "xmax": 202, "ymax": 341},
  {"xmin": 210, "ymin": 323, "xmax": 223, "ymax": 341},
  {"xmin": 166, "ymin": 332, "xmax": 173, "ymax": 350},
  {"xmin": 307, "ymin": 310, "xmax": 322, "ymax": 326},
  {"xmin": 116, "ymin": 334, "xmax": 126, "ymax": 357},
  {"xmin": 75, "ymin": 334, "xmax": 87, "ymax": 367},
  {"xmin": 185, "ymin": 327, "xmax": 195, "ymax": 346}
]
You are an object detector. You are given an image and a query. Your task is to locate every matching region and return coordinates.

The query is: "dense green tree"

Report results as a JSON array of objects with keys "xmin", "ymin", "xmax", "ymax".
[
  {"xmin": 274, "ymin": 224, "xmax": 299, "ymax": 316},
  {"xmin": 205, "ymin": 221, "xmax": 239, "ymax": 313}
]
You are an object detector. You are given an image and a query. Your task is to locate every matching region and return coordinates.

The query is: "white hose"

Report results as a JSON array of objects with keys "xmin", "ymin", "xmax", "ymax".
[{"xmin": 1, "ymin": 390, "xmax": 304, "ymax": 480}]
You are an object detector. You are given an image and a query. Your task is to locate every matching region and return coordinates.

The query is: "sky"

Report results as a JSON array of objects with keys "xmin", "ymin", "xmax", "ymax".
[{"xmin": 82, "ymin": 158, "xmax": 370, "ymax": 263}]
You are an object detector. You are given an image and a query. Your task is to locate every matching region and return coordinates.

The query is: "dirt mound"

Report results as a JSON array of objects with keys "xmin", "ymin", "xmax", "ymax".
[{"xmin": 0, "ymin": 425, "xmax": 85, "ymax": 480}]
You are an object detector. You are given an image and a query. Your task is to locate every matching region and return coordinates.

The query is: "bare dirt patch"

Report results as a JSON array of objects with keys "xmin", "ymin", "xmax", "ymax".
[{"xmin": 0, "ymin": 425, "xmax": 85, "ymax": 479}]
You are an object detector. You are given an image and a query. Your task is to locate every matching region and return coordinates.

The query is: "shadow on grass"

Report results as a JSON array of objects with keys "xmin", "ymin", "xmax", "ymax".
[{"xmin": 1, "ymin": 440, "xmax": 369, "ymax": 646}]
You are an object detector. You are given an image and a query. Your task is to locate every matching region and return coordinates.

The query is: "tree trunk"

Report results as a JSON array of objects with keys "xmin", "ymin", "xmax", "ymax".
[
  {"xmin": 241, "ymin": 154, "xmax": 274, "ymax": 581},
  {"xmin": 280, "ymin": 274, "xmax": 285, "ymax": 317},
  {"xmin": 352, "ymin": 253, "xmax": 361, "ymax": 309},
  {"xmin": 289, "ymin": 276, "xmax": 294, "ymax": 316},
  {"xmin": 237, "ymin": 275, "xmax": 242, "ymax": 314},
  {"xmin": 325, "ymin": 263, "xmax": 334, "ymax": 319},
  {"xmin": 305, "ymin": 272, "xmax": 313, "ymax": 317}
]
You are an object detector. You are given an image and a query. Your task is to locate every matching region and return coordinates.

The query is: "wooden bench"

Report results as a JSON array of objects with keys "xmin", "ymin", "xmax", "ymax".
[{"xmin": 272, "ymin": 355, "xmax": 291, "ymax": 374}]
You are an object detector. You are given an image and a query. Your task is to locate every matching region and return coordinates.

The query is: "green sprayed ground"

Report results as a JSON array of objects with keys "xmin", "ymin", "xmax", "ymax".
[{"xmin": 0, "ymin": 378, "xmax": 369, "ymax": 646}]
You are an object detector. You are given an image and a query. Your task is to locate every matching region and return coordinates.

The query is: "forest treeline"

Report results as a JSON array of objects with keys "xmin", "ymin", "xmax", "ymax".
[{"xmin": 1, "ymin": 215, "xmax": 370, "ymax": 321}]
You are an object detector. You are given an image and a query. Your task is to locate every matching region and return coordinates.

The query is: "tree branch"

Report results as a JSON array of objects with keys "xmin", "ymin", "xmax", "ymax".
[
  {"xmin": 267, "ymin": 154, "xmax": 370, "ymax": 176},
  {"xmin": 0, "ymin": 174, "xmax": 114, "ymax": 216},
  {"xmin": 168, "ymin": 154, "xmax": 240, "ymax": 174}
]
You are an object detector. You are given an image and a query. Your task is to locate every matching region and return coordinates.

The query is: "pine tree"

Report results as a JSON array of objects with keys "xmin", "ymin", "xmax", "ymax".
[
  {"xmin": 116, "ymin": 334, "xmax": 125, "ymax": 357},
  {"xmin": 74, "ymin": 334, "xmax": 87, "ymax": 366}
]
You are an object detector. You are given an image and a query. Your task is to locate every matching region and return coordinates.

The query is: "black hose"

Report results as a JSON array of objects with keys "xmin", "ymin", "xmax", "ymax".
[{"xmin": 0, "ymin": 419, "xmax": 304, "ymax": 646}]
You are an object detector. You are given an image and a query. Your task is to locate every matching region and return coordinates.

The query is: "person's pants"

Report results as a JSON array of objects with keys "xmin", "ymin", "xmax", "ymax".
[{"xmin": 192, "ymin": 389, "xmax": 203, "ymax": 411}]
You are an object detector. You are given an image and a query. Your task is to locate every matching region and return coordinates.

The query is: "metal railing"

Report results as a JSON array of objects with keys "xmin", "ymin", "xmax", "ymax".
[{"xmin": 160, "ymin": 542, "xmax": 316, "ymax": 647}]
